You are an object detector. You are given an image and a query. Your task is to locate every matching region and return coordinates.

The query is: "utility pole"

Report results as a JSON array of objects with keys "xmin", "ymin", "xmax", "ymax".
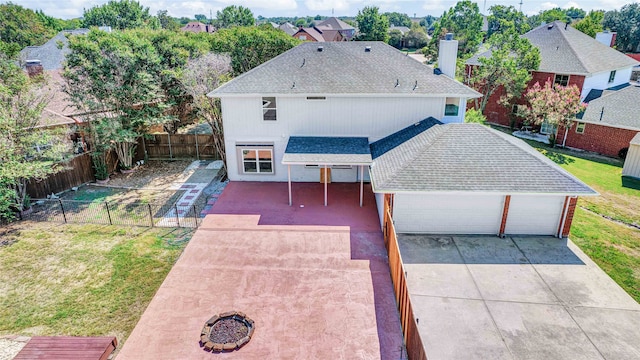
[{"xmin": 519, "ymin": 0, "xmax": 523, "ymax": 12}]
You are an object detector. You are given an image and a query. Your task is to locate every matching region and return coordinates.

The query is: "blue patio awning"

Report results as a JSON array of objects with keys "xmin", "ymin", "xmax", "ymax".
[{"xmin": 282, "ymin": 136, "xmax": 373, "ymax": 165}]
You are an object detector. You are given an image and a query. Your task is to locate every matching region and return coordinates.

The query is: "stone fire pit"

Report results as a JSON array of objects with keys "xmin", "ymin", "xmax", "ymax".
[{"xmin": 200, "ymin": 311, "xmax": 254, "ymax": 352}]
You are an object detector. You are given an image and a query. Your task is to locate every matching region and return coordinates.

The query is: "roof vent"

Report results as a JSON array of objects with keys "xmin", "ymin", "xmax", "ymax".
[
  {"xmin": 444, "ymin": 33, "xmax": 454, "ymax": 41},
  {"xmin": 548, "ymin": 23, "xmax": 554, "ymax": 29},
  {"xmin": 565, "ymin": 22, "xmax": 569, "ymax": 30},
  {"xmin": 434, "ymin": 68, "xmax": 443, "ymax": 75},
  {"xmin": 365, "ymin": 46, "xmax": 371, "ymax": 52},
  {"xmin": 317, "ymin": 46, "xmax": 323, "ymax": 52}
]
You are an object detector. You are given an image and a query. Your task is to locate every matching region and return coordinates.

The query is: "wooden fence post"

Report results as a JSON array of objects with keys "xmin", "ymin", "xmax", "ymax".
[
  {"xmin": 175, "ymin": 204, "xmax": 180, "ymax": 228},
  {"xmin": 195, "ymin": 132, "xmax": 200, "ymax": 161},
  {"xmin": 59, "ymin": 199, "xmax": 67, "ymax": 224},
  {"xmin": 167, "ymin": 132, "xmax": 173, "ymax": 159},
  {"xmin": 193, "ymin": 204, "xmax": 197, "ymax": 227}
]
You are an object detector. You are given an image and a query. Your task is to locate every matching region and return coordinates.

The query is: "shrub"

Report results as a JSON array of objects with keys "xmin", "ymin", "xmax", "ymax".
[{"xmin": 464, "ymin": 108, "xmax": 487, "ymax": 125}]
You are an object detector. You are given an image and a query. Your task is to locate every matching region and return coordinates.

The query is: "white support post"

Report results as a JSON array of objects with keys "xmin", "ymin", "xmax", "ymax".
[
  {"xmin": 288, "ymin": 165, "xmax": 292, "ymax": 206},
  {"xmin": 324, "ymin": 164, "xmax": 328, "ymax": 207},
  {"xmin": 360, "ymin": 165, "xmax": 364, "ymax": 207}
]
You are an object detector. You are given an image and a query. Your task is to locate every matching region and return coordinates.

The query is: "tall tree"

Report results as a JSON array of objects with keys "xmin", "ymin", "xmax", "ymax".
[
  {"xmin": 83, "ymin": 0, "xmax": 158, "ymax": 30},
  {"xmin": 603, "ymin": 4, "xmax": 640, "ymax": 53},
  {"xmin": 181, "ymin": 54, "xmax": 232, "ymax": 173},
  {"xmin": 210, "ymin": 25, "xmax": 301, "ymax": 75},
  {"xmin": 426, "ymin": 1, "xmax": 483, "ymax": 60},
  {"xmin": 565, "ymin": 7, "xmax": 586, "ymax": 20},
  {"xmin": 355, "ymin": 6, "xmax": 389, "ymax": 42},
  {"xmin": 194, "ymin": 14, "xmax": 207, "ymax": 22},
  {"xmin": 519, "ymin": 80, "xmax": 585, "ymax": 147},
  {"xmin": 388, "ymin": 29, "xmax": 403, "ymax": 49},
  {"xmin": 157, "ymin": 10, "xmax": 180, "ymax": 31},
  {"xmin": 216, "ymin": 5, "xmax": 255, "ymax": 28},
  {"xmin": 487, "ymin": 5, "xmax": 530, "ymax": 38},
  {"xmin": 0, "ymin": 55, "xmax": 70, "ymax": 215},
  {"xmin": 0, "ymin": 3, "xmax": 55, "ymax": 49},
  {"xmin": 528, "ymin": 8, "xmax": 571, "ymax": 28},
  {"xmin": 383, "ymin": 12, "xmax": 411, "ymax": 27},
  {"xmin": 573, "ymin": 10, "xmax": 604, "ymax": 38},
  {"xmin": 468, "ymin": 26, "xmax": 540, "ymax": 113}
]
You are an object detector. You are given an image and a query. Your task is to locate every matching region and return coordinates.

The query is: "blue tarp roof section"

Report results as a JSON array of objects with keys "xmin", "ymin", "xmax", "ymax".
[
  {"xmin": 285, "ymin": 136, "xmax": 371, "ymax": 155},
  {"xmin": 370, "ymin": 117, "xmax": 443, "ymax": 159},
  {"xmin": 583, "ymin": 89, "xmax": 604, "ymax": 104}
]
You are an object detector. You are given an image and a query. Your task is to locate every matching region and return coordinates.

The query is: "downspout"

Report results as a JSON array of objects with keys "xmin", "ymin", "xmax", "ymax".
[{"xmin": 562, "ymin": 126, "xmax": 569, "ymax": 148}]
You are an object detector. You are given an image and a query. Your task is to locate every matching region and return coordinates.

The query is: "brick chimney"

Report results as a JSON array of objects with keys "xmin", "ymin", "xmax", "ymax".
[
  {"xmin": 438, "ymin": 33, "xmax": 458, "ymax": 78},
  {"xmin": 25, "ymin": 59, "xmax": 43, "ymax": 77}
]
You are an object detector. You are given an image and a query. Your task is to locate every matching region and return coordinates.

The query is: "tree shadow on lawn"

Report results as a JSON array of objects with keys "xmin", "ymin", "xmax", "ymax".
[{"xmin": 544, "ymin": 151, "xmax": 576, "ymax": 165}]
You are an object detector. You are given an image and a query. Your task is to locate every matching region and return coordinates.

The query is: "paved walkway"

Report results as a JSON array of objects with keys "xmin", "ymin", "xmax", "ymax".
[{"xmin": 207, "ymin": 182, "xmax": 405, "ymax": 359}]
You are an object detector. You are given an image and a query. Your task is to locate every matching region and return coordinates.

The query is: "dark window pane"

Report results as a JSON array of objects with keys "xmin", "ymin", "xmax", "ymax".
[
  {"xmin": 259, "ymin": 162, "xmax": 273, "ymax": 173},
  {"xmin": 244, "ymin": 161, "xmax": 257, "ymax": 173}
]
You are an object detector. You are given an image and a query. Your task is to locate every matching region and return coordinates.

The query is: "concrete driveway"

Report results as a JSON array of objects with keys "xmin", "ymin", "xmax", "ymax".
[{"xmin": 397, "ymin": 235, "xmax": 640, "ymax": 360}]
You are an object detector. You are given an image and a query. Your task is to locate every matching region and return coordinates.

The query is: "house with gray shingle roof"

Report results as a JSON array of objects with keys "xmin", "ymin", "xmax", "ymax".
[
  {"xmin": 208, "ymin": 40, "xmax": 596, "ymax": 236},
  {"xmin": 20, "ymin": 29, "xmax": 89, "ymax": 70}
]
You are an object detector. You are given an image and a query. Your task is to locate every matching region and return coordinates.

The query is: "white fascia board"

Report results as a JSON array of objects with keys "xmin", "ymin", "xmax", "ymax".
[
  {"xmin": 210, "ymin": 93, "xmax": 481, "ymax": 99},
  {"xmin": 282, "ymin": 161, "xmax": 372, "ymax": 166},
  {"xmin": 575, "ymin": 118, "xmax": 640, "ymax": 132},
  {"xmin": 369, "ymin": 188, "xmax": 599, "ymax": 197}
]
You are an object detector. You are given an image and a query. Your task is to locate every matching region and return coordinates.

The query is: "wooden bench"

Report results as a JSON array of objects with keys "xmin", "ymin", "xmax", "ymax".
[{"xmin": 14, "ymin": 336, "xmax": 117, "ymax": 360}]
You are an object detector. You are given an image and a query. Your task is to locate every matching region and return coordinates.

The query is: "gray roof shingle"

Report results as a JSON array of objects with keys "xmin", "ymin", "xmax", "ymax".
[
  {"xmin": 282, "ymin": 136, "xmax": 372, "ymax": 165},
  {"xmin": 20, "ymin": 29, "xmax": 89, "ymax": 70},
  {"xmin": 466, "ymin": 21, "xmax": 639, "ymax": 75},
  {"xmin": 370, "ymin": 123, "xmax": 596, "ymax": 195},
  {"xmin": 209, "ymin": 42, "xmax": 481, "ymax": 97},
  {"xmin": 581, "ymin": 85, "xmax": 640, "ymax": 130}
]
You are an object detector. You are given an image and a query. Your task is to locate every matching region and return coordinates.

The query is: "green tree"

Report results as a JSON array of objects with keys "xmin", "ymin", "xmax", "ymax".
[
  {"xmin": 383, "ymin": 12, "xmax": 411, "ymax": 27},
  {"xmin": 388, "ymin": 29, "xmax": 403, "ymax": 49},
  {"xmin": 426, "ymin": 1, "xmax": 483, "ymax": 60},
  {"xmin": 83, "ymin": 0, "xmax": 158, "ymax": 30},
  {"xmin": 405, "ymin": 24, "xmax": 429, "ymax": 49},
  {"xmin": 528, "ymin": 8, "xmax": 571, "ymax": 28},
  {"xmin": 0, "ymin": 3, "xmax": 55, "ymax": 49},
  {"xmin": 574, "ymin": 10, "xmax": 604, "ymax": 38},
  {"xmin": 487, "ymin": 5, "xmax": 530, "ymax": 38},
  {"xmin": 0, "ymin": 55, "xmax": 70, "ymax": 215},
  {"xmin": 216, "ymin": 5, "xmax": 255, "ymax": 28},
  {"xmin": 603, "ymin": 4, "xmax": 640, "ymax": 52},
  {"xmin": 468, "ymin": 26, "xmax": 540, "ymax": 113},
  {"xmin": 519, "ymin": 80, "xmax": 585, "ymax": 147},
  {"xmin": 195, "ymin": 14, "xmax": 207, "ymax": 22},
  {"xmin": 157, "ymin": 10, "xmax": 180, "ymax": 31},
  {"xmin": 565, "ymin": 7, "xmax": 586, "ymax": 20},
  {"xmin": 355, "ymin": 6, "xmax": 389, "ymax": 42},
  {"xmin": 419, "ymin": 15, "xmax": 437, "ymax": 31},
  {"xmin": 464, "ymin": 108, "xmax": 487, "ymax": 124},
  {"xmin": 210, "ymin": 25, "xmax": 301, "ymax": 75},
  {"xmin": 181, "ymin": 53, "xmax": 232, "ymax": 173}
]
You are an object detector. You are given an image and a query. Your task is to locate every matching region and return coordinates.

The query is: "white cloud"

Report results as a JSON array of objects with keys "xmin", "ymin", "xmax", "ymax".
[
  {"xmin": 562, "ymin": 1, "xmax": 581, "ymax": 9},
  {"xmin": 540, "ymin": 2, "xmax": 560, "ymax": 10},
  {"xmin": 304, "ymin": 0, "xmax": 351, "ymax": 12},
  {"xmin": 422, "ymin": 0, "xmax": 446, "ymax": 12}
]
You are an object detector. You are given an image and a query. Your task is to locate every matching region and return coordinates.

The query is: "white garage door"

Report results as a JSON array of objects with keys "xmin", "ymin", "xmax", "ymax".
[
  {"xmin": 504, "ymin": 195, "xmax": 565, "ymax": 235},
  {"xmin": 392, "ymin": 194, "xmax": 504, "ymax": 234}
]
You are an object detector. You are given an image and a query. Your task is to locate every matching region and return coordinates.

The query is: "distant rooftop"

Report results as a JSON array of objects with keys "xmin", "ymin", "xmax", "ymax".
[
  {"xmin": 580, "ymin": 84, "xmax": 640, "ymax": 130},
  {"xmin": 20, "ymin": 29, "xmax": 89, "ymax": 70}
]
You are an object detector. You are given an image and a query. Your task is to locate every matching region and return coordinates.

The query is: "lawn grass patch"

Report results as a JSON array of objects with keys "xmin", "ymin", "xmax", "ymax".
[{"xmin": 0, "ymin": 221, "xmax": 192, "ymax": 343}]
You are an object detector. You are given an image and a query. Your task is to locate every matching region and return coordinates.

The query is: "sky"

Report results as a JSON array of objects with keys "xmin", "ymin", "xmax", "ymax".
[{"xmin": 9, "ymin": 0, "xmax": 635, "ymax": 19}]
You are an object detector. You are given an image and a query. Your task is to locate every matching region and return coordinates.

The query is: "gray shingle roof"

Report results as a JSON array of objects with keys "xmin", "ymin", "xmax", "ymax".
[
  {"xmin": 466, "ymin": 21, "xmax": 639, "ymax": 75},
  {"xmin": 20, "ymin": 29, "xmax": 89, "ymax": 70},
  {"xmin": 370, "ymin": 123, "xmax": 596, "ymax": 195},
  {"xmin": 524, "ymin": 21, "xmax": 639, "ymax": 74},
  {"xmin": 631, "ymin": 132, "xmax": 640, "ymax": 145},
  {"xmin": 209, "ymin": 42, "xmax": 481, "ymax": 97},
  {"xmin": 282, "ymin": 136, "xmax": 372, "ymax": 165},
  {"xmin": 581, "ymin": 85, "xmax": 640, "ymax": 130},
  {"xmin": 316, "ymin": 17, "xmax": 354, "ymax": 31}
]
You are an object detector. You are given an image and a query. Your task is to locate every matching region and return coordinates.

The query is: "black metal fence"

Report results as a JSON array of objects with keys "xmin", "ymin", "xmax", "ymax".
[{"xmin": 21, "ymin": 199, "xmax": 206, "ymax": 228}]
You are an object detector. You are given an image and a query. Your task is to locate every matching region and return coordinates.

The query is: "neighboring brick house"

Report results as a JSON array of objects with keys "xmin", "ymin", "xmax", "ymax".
[
  {"xmin": 556, "ymin": 84, "xmax": 640, "ymax": 158},
  {"xmin": 293, "ymin": 26, "xmax": 344, "ymax": 42},
  {"xmin": 314, "ymin": 17, "xmax": 356, "ymax": 40},
  {"xmin": 466, "ymin": 21, "xmax": 638, "ymax": 140},
  {"xmin": 180, "ymin": 22, "xmax": 215, "ymax": 34}
]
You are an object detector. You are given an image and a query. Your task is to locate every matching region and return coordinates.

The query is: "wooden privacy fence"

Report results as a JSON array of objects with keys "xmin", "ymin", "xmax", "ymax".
[
  {"xmin": 383, "ymin": 194, "xmax": 426, "ymax": 360},
  {"xmin": 28, "ymin": 153, "xmax": 95, "ymax": 199},
  {"xmin": 140, "ymin": 133, "xmax": 218, "ymax": 160}
]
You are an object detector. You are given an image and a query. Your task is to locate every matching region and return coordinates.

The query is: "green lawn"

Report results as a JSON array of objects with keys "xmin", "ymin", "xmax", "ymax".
[
  {"xmin": 0, "ymin": 222, "xmax": 192, "ymax": 343},
  {"xmin": 535, "ymin": 146, "xmax": 640, "ymax": 303}
]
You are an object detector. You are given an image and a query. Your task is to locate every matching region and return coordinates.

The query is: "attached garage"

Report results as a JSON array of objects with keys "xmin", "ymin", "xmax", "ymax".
[
  {"xmin": 392, "ymin": 194, "xmax": 503, "ymax": 234},
  {"xmin": 370, "ymin": 122, "xmax": 597, "ymax": 237}
]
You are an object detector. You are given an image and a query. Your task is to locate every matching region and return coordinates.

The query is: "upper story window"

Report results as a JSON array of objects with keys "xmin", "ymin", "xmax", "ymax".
[
  {"xmin": 262, "ymin": 97, "xmax": 276, "ymax": 121},
  {"xmin": 444, "ymin": 97, "xmax": 459, "ymax": 116},
  {"xmin": 554, "ymin": 74, "xmax": 569, "ymax": 87},
  {"xmin": 608, "ymin": 70, "xmax": 616, "ymax": 83}
]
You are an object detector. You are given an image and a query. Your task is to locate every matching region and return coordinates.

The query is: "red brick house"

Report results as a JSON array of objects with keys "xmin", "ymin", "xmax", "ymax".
[
  {"xmin": 293, "ymin": 26, "xmax": 344, "ymax": 42},
  {"xmin": 466, "ymin": 21, "xmax": 638, "ymax": 157}
]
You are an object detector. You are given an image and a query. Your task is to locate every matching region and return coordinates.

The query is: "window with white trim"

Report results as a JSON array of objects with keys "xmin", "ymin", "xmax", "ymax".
[
  {"xmin": 262, "ymin": 97, "xmax": 276, "ymax": 121},
  {"xmin": 576, "ymin": 122, "xmax": 586, "ymax": 134},
  {"xmin": 554, "ymin": 74, "xmax": 569, "ymax": 87},
  {"xmin": 608, "ymin": 70, "xmax": 616, "ymax": 83},
  {"xmin": 237, "ymin": 145, "xmax": 274, "ymax": 174},
  {"xmin": 444, "ymin": 97, "xmax": 459, "ymax": 116}
]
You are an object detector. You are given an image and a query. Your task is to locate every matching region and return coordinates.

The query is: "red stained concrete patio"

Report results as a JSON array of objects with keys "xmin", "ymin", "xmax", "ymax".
[{"xmin": 118, "ymin": 182, "xmax": 403, "ymax": 359}]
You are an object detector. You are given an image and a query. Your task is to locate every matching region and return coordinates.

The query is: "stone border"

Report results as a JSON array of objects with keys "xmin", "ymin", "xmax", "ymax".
[{"xmin": 200, "ymin": 311, "xmax": 254, "ymax": 353}]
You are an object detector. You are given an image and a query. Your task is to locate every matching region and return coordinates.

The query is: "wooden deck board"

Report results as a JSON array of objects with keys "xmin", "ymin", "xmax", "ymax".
[{"xmin": 14, "ymin": 336, "xmax": 117, "ymax": 360}]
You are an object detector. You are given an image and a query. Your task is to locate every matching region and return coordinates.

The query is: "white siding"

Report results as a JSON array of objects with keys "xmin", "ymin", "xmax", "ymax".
[
  {"xmin": 581, "ymin": 67, "xmax": 633, "ymax": 101},
  {"xmin": 504, "ymin": 195, "xmax": 565, "ymax": 235},
  {"xmin": 623, "ymin": 143, "xmax": 640, "ymax": 178},
  {"xmin": 392, "ymin": 194, "xmax": 504, "ymax": 234},
  {"xmin": 375, "ymin": 192, "xmax": 385, "ymax": 228},
  {"xmin": 222, "ymin": 95, "xmax": 455, "ymax": 181}
]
